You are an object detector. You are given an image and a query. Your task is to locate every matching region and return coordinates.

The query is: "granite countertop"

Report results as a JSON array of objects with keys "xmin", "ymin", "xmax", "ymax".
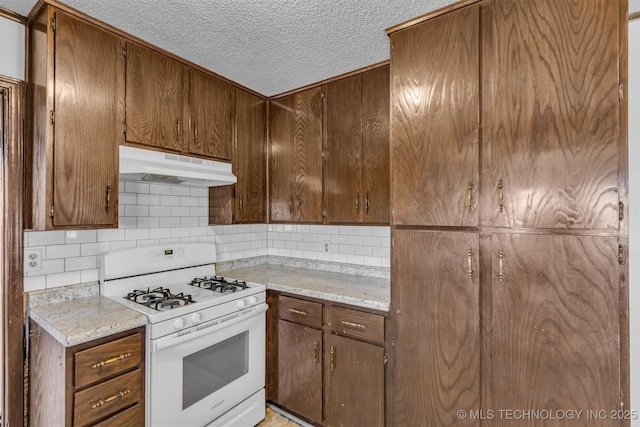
[
  {"xmin": 220, "ymin": 264, "xmax": 390, "ymax": 312},
  {"xmin": 29, "ymin": 291, "xmax": 147, "ymax": 347}
]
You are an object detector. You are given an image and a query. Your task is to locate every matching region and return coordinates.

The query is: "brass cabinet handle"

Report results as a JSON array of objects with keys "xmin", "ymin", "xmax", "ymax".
[
  {"xmin": 498, "ymin": 248, "xmax": 504, "ymax": 282},
  {"xmin": 289, "ymin": 195, "xmax": 294, "ymax": 214},
  {"xmin": 498, "ymin": 179, "xmax": 504, "ymax": 213},
  {"xmin": 176, "ymin": 119, "xmax": 182, "ymax": 141},
  {"xmin": 467, "ymin": 181, "xmax": 473, "ymax": 212},
  {"xmin": 288, "ymin": 308, "xmax": 308, "ymax": 316},
  {"xmin": 355, "ymin": 192, "xmax": 360, "ymax": 214},
  {"xmin": 365, "ymin": 192, "xmax": 370, "ymax": 214},
  {"xmin": 91, "ymin": 352, "xmax": 132, "ymax": 369},
  {"xmin": 467, "ymin": 246, "xmax": 473, "ymax": 279},
  {"xmin": 341, "ymin": 320, "xmax": 366, "ymax": 329},
  {"xmin": 239, "ymin": 194, "xmax": 243, "ymax": 212},
  {"xmin": 105, "ymin": 185, "xmax": 112, "ymax": 213},
  {"xmin": 313, "ymin": 341, "xmax": 319, "ymax": 365},
  {"xmin": 193, "ymin": 120, "xmax": 198, "ymax": 143},
  {"xmin": 296, "ymin": 196, "xmax": 301, "ymax": 212},
  {"xmin": 330, "ymin": 345, "xmax": 336, "ymax": 372},
  {"xmin": 90, "ymin": 390, "xmax": 130, "ymax": 409}
]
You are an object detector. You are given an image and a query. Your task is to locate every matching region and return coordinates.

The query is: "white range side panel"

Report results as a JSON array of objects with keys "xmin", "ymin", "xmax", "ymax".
[
  {"xmin": 630, "ymin": 17, "xmax": 640, "ymax": 427},
  {"xmin": 0, "ymin": 16, "xmax": 24, "ymax": 80}
]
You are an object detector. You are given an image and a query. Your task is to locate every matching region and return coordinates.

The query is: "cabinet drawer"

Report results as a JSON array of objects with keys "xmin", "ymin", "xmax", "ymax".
[
  {"xmin": 92, "ymin": 402, "xmax": 143, "ymax": 427},
  {"xmin": 73, "ymin": 369, "xmax": 142, "ymax": 427},
  {"xmin": 327, "ymin": 307, "xmax": 384, "ymax": 344},
  {"xmin": 278, "ymin": 295, "xmax": 322, "ymax": 328},
  {"xmin": 75, "ymin": 333, "xmax": 143, "ymax": 389}
]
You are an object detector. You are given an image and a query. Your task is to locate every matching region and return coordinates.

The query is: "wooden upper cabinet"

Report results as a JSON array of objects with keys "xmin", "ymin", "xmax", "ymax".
[
  {"xmin": 28, "ymin": 7, "xmax": 123, "ymax": 229},
  {"xmin": 269, "ymin": 88, "xmax": 323, "ymax": 223},
  {"xmin": 125, "ymin": 42, "xmax": 185, "ymax": 152},
  {"xmin": 325, "ymin": 74, "xmax": 363, "ymax": 223},
  {"xmin": 390, "ymin": 6, "xmax": 479, "ymax": 227},
  {"xmin": 235, "ymin": 89, "xmax": 266, "ymax": 222},
  {"xmin": 189, "ymin": 70, "xmax": 235, "ymax": 160},
  {"xmin": 482, "ymin": 0, "xmax": 620, "ymax": 230},
  {"xmin": 361, "ymin": 65, "xmax": 390, "ymax": 224},
  {"xmin": 391, "ymin": 229, "xmax": 480, "ymax": 426},
  {"xmin": 325, "ymin": 65, "xmax": 390, "ymax": 224},
  {"xmin": 490, "ymin": 234, "xmax": 620, "ymax": 425}
]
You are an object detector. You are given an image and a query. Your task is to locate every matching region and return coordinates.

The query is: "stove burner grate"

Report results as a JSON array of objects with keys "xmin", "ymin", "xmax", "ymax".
[
  {"xmin": 125, "ymin": 287, "xmax": 195, "ymax": 311},
  {"xmin": 189, "ymin": 276, "xmax": 248, "ymax": 293}
]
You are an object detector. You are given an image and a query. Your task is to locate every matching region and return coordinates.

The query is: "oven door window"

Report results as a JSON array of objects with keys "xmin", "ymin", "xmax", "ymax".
[{"xmin": 183, "ymin": 331, "xmax": 249, "ymax": 409}]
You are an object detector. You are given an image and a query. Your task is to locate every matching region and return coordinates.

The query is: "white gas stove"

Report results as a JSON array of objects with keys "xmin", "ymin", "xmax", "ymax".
[{"xmin": 99, "ymin": 243, "xmax": 266, "ymax": 427}]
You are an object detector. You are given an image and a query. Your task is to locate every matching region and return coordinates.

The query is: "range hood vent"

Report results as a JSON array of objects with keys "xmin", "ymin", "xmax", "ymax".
[{"xmin": 119, "ymin": 145, "xmax": 236, "ymax": 187}]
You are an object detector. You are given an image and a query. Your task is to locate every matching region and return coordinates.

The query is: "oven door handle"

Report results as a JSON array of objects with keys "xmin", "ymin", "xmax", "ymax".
[{"xmin": 152, "ymin": 303, "xmax": 268, "ymax": 353}]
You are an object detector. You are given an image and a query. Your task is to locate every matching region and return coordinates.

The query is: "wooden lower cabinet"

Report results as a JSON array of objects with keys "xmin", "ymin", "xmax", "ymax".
[
  {"xmin": 268, "ymin": 292, "xmax": 386, "ymax": 426},
  {"xmin": 29, "ymin": 322, "xmax": 145, "ymax": 427}
]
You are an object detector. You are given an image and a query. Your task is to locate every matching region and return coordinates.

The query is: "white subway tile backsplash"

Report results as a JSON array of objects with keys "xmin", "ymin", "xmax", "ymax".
[{"xmin": 24, "ymin": 180, "xmax": 390, "ymax": 291}]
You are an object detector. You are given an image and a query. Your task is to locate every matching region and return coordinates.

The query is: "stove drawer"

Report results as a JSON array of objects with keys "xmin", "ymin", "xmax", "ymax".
[
  {"xmin": 73, "ymin": 369, "xmax": 142, "ymax": 426},
  {"xmin": 278, "ymin": 295, "xmax": 322, "ymax": 328},
  {"xmin": 75, "ymin": 333, "xmax": 143, "ymax": 389},
  {"xmin": 326, "ymin": 306, "xmax": 384, "ymax": 344}
]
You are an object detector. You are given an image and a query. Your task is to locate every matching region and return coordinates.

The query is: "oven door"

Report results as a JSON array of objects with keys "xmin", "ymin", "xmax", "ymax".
[{"xmin": 148, "ymin": 304, "xmax": 267, "ymax": 427}]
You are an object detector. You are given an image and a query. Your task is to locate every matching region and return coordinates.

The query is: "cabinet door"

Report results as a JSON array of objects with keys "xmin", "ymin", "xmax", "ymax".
[
  {"xmin": 53, "ymin": 11, "xmax": 122, "ymax": 227},
  {"xmin": 362, "ymin": 65, "xmax": 390, "ymax": 224},
  {"xmin": 125, "ymin": 42, "xmax": 184, "ymax": 152},
  {"xmin": 324, "ymin": 334, "xmax": 384, "ymax": 427},
  {"xmin": 235, "ymin": 90, "xmax": 266, "ymax": 222},
  {"xmin": 490, "ymin": 234, "xmax": 620, "ymax": 426},
  {"xmin": 269, "ymin": 95, "xmax": 295, "ymax": 222},
  {"xmin": 390, "ymin": 5, "xmax": 479, "ymax": 227},
  {"xmin": 277, "ymin": 320, "xmax": 322, "ymax": 424},
  {"xmin": 293, "ymin": 88, "xmax": 323, "ymax": 223},
  {"xmin": 391, "ymin": 229, "xmax": 480, "ymax": 426},
  {"xmin": 483, "ymin": 0, "xmax": 620, "ymax": 229},
  {"xmin": 325, "ymin": 74, "xmax": 362, "ymax": 223},
  {"xmin": 189, "ymin": 69, "xmax": 234, "ymax": 160}
]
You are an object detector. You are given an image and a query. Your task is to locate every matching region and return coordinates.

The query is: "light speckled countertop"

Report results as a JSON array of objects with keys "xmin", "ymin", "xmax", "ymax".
[
  {"xmin": 29, "ymin": 293, "xmax": 147, "ymax": 347},
  {"xmin": 221, "ymin": 264, "xmax": 390, "ymax": 312}
]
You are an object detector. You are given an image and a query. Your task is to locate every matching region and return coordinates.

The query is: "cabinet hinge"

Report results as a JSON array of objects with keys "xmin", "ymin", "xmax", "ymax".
[
  {"xmin": 122, "ymin": 46, "xmax": 127, "ymax": 60},
  {"xmin": 49, "ymin": 110, "xmax": 55, "ymax": 124},
  {"xmin": 619, "ymin": 201, "xmax": 624, "ymax": 221},
  {"xmin": 49, "ymin": 204, "xmax": 54, "ymax": 219},
  {"xmin": 50, "ymin": 15, "xmax": 56, "ymax": 32},
  {"xmin": 619, "ymin": 83, "xmax": 624, "ymax": 102},
  {"xmin": 121, "ymin": 121, "xmax": 127, "ymax": 135},
  {"xmin": 619, "ymin": 245, "xmax": 624, "ymax": 265},
  {"xmin": 384, "ymin": 353, "xmax": 388, "ymax": 367}
]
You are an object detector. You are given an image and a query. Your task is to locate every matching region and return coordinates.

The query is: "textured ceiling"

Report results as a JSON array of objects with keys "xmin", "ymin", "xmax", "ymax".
[{"xmin": 2, "ymin": 0, "xmax": 639, "ymax": 96}]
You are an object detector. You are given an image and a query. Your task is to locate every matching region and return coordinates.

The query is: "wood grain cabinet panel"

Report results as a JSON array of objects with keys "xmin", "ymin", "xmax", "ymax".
[
  {"xmin": 324, "ymin": 333, "xmax": 385, "ymax": 427},
  {"xmin": 325, "ymin": 65, "xmax": 390, "ymax": 224},
  {"xmin": 391, "ymin": 229, "xmax": 480, "ymax": 426},
  {"xmin": 277, "ymin": 320, "xmax": 323, "ymax": 425},
  {"xmin": 189, "ymin": 69, "xmax": 235, "ymax": 160},
  {"xmin": 482, "ymin": 0, "xmax": 620, "ymax": 230},
  {"xmin": 235, "ymin": 90, "xmax": 266, "ymax": 222},
  {"xmin": 269, "ymin": 88, "xmax": 323, "ymax": 223},
  {"xmin": 390, "ymin": 5, "xmax": 479, "ymax": 227},
  {"xmin": 125, "ymin": 42, "xmax": 184, "ymax": 152},
  {"xmin": 28, "ymin": 7, "xmax": 122, "ymax": 229}
]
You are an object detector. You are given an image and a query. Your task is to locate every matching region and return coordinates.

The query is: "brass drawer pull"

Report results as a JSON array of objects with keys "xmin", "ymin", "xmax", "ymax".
[
  {"xmin": 365, "ymin": 192, "xmax": 370, "ymax": 214},
  {"xmin": 91, "ymin": 352, "xmax": 132, "ymax": 369},
  {"xmin": 467, "ymin": 246, "xmax": 473, "ymax": 279},
  {"xmin": 467, "ymin": 181, "xmax": 473, "ymax": 212},
  {"xmin": 313, "ymin": 341, "xmax": 319, "ymax": 365},
  {"xmin": 90, "ymin": 389, "xmax": 130, "ymax": 409},
  {"xmin": 288, "ymin": 308, "xmax": 308, "ymax": 316},
  {"xmin": 498, "ymin": 248, "xmax": 504, "ymax": 282},
  {"xmin": 330, "ymin": 345, "xmax": 336, "ymax": 372},
  {"xmin": 341, "ymin": 320, "xmax": 366, "ymax": 330},
  {"xmin": 498, "ymin": 179, "xmax": 504, "ymax": 213},
  {"xmin": 355, "ymin": 192, "xmax": 360, "ymax": 214},
  {"xmin": 105, "ymin": 185, "xmax": 112, "ymax": 213}
]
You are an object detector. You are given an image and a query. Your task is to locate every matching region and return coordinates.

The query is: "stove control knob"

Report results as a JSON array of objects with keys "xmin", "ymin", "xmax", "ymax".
[
  {"xmin": 173, "ymin": 318, "xmax": 185, "ymax": 330},
  {"xmin": 237, "ymin": 299, "xmax": 247, "ymax": 309},
  {"xmin": 190, "ymin": 313, "xmax": 201, "ymax": 324},
  {"xmin": 248, "ymin": 296, "xmax": 258, "ymax": 305}
]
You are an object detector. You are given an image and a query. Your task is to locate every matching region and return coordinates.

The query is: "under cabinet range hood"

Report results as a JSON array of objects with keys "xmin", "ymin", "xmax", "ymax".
[{"xmin": 119, "ymin": 145, "xmax": 236, "ymax": 187}]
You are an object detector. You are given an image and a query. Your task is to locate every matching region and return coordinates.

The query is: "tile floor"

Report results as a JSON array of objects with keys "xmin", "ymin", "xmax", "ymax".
[{"xmin": 257, "ymin": 408, "xmax": 302, "ymax": 426}]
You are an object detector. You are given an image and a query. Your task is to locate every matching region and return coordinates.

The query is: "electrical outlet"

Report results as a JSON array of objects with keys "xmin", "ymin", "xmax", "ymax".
[
  {"xmin": 324, "ymin": 243, "xmax": 329, "ymax": 253},
  {"xmin": 24, "ymin": 247, "xmax": 43, "ymax": 273}
]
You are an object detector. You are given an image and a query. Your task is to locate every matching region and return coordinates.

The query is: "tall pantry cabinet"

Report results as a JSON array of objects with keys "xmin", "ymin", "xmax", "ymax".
[{"xmin": 388, "ymin": 1, "xmax": 628, "ymax": 426}]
